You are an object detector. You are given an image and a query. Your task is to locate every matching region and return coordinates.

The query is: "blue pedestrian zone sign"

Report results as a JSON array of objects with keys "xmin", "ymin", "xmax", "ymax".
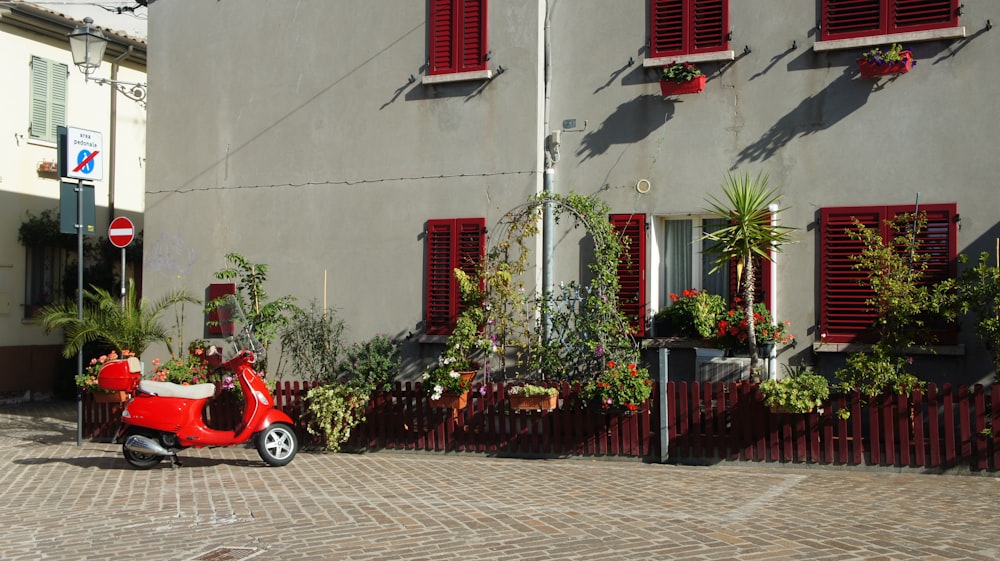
[{"xmin": 65, "ymin": 127, "xmax": 103, "ymax": 181}]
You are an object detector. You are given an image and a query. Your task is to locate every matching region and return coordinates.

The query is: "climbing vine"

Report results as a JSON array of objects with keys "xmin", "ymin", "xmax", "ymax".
[{"xmin": 477, "ymin": 192, "xmax": 639, "ymax": 382}]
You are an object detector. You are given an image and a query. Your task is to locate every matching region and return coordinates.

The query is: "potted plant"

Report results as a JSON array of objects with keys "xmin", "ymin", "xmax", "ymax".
[
  {"xmin": 856, "ymin": 43, "xmax": 915, "ymax": 78},
  {"xmin": 507, "ymin": 383, "xmax": 559, "ymax": 411},
  {"xmin": 422, "ymin": 358, "xmax": 476, "ymax": 409},
  {"xmin": 659, "ymin": 62, "xmax": 706, "ymax": 96},
  {"xmin": 700, "ymin": 171, "xmax": 796, "ymax": 382},
  {"xmin": 714, "ymin": 300, "xmax": 793, "ymax": 356},
  {"xmin": 758, "ymin": 365, "xmax": 830, "ymax": 414},
  {"xmin": 653, "ymin": 288, "xmax": 726, "ymax": 339},
  {"xmin": 581, "ymin": 360, "xmax": 653, "ymax": 412},
  {"xmin": 76, "ymin": 349, "xmax": 137, "ymax": 402},
  {"xmin": 421, "ymin": 267, "xmax": 492, "ymax": 409}
]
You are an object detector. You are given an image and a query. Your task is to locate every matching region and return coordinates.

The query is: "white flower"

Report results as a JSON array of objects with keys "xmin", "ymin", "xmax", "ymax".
[
  {"xmin": 434, "ymin": 384, "xmax": 443, "ymax": 393},
  {"xmin": 422, "ymin": 372, "xmax": 430, "ymax": 380},
  {"xmin": 449, "ymin": 370, "xmax": 459, "ymax": 379}
]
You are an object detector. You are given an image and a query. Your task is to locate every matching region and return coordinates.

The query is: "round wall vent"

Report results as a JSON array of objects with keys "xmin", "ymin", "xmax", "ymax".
[{"xmin": 635, "ymin": 179, "xmax": 651, "ymax": 194}]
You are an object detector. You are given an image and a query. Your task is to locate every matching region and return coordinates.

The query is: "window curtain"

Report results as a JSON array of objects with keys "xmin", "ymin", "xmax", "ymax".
[{"xmin": 663, "ymin": 219, "xmax": 692, "ymax": 299}]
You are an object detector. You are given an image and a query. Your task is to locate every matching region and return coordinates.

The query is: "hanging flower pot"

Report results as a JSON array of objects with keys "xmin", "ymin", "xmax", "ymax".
[
  {"xmin": 659, "ymin": 74, "xmax": 706, "ymax": 96},
  {"xmin": 856, "ymin": 44, "xmax": 914, "ymax": 78}
]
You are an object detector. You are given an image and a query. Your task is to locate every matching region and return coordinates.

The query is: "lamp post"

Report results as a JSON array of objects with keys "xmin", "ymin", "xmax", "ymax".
[{"xmin": 68, "ymin": 17, "xmax": 146, "ymax": 101}]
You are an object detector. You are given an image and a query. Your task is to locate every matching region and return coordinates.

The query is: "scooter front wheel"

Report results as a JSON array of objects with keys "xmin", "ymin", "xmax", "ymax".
[{"xmin": 256, "ymin": 423, "xmax": 298, "ymax": 467}]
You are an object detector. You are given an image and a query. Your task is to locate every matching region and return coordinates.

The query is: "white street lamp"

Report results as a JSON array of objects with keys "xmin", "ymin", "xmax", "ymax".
[{"xmin": 68, "ymin": 17, "xmax": 146, "ymax": 101}]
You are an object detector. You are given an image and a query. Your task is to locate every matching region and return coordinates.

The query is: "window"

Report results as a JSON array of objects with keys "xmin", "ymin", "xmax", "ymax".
[
  {"xmin": 818, "ymin": 203, "xmax": 957, "ymax": 344},
  {"xmin": 29, "ymin": 56, "xmax": 67, "ymax": 143},
  {"xmin": 661, "ymin": 217, "xmax": 772, "ymax": 311},
  {"xmin": 611, "ymin": 214, "xmax": 647, "ymax": 337},
  {"xmin": 24, "ymin": 246, "xmax": 67, "ymax": 318},
  {"xmin": 649, "ymin": 0, "xmax": 729, "ymax": 59},
  {"xmin": 425, "ymin": 217, "xmax": 486, "ymax": 335},
  {"xmin": 427, "ymin": 0, "xmax": 488, "ymax": 77},
  {"xmin": 820, "ymin": 0, "xmax": 959, "ymax": 42}
]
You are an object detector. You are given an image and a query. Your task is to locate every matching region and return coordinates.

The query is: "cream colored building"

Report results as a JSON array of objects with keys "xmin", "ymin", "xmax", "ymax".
[{"xmin": 0, "ymin": 1, "xmax": 146, "ymax": 398}]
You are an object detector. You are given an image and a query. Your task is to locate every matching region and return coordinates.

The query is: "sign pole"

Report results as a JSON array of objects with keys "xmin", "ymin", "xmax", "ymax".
[
  {"xmin": 120, "ymin": 248, "xmax": 126, "ymax": 307},
  {"xmin": 76, "ymin": 178, "xmax": 84, "ymax": 448}
]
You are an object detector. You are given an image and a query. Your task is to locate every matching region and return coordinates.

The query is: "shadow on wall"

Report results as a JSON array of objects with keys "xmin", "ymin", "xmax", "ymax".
[
  {"xmin": 735, "ymin": 57, "xmax": 877, "ymax": 167},
  {"xmin": 576, "ymin": 94, "xmax": 676, "ymax": 161}
]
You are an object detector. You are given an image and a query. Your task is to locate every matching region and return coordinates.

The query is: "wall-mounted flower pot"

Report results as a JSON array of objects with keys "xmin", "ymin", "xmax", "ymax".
[
  {"xmin": 857, "ymin": 51, "xmax": 913, "ymax": 78},
  {"xmin": 659, "ymin": 74, "xmax": 706, "ymax": 96}
]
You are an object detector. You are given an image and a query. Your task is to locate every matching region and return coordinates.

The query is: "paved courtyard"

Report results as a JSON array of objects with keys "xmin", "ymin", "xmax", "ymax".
[{"xmin": 2, "ymin": 401, "xmax": 1000, "ymax": 561}]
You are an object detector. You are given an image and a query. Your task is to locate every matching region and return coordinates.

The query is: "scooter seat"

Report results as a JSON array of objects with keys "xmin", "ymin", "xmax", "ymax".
[{"xmin": 138, "ymin": 380, "xmax": 216, "ymax": 400}]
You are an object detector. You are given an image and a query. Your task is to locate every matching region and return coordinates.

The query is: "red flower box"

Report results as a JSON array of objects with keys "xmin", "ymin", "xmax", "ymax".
[
  {"xmin": 659, "ymin": 74, "xmax": 706, "ymax": 96},
  {"xmin": 856, "ymin": 51, "xmax": 913, "ymax": 78}
]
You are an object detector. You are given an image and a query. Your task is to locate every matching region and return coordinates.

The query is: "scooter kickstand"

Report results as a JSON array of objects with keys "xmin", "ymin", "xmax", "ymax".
[{"xmin": 169, "ymin": 454, "xmax": 182, "ymax": 469}]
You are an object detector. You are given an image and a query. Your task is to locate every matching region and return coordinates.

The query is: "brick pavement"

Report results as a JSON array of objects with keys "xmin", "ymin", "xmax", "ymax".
[{"xmin": 2, "ymin": 401, "xmax": 1000, "ymax": 561}]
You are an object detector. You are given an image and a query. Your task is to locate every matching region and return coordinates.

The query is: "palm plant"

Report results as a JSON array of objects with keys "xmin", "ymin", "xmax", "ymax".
[
  {"xmin": 37, "ymin": 279, "xmax": 198, "ymax": 358},
  {"xmin": 700, "ymin": 171, "xmax": 795, "ymax": 380}
]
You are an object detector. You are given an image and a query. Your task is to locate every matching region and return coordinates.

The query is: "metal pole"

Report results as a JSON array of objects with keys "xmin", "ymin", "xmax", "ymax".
[
  {"xmin": 120, "ymin": 247, "xmax": 126, "ymax": 306},
  {"xmin": 76, "ymin": 179, "xmax": 84, "ymax": 447},
  {"xmin": 658, "ymin": 347, "xmax": 669, "ymax": 463}
]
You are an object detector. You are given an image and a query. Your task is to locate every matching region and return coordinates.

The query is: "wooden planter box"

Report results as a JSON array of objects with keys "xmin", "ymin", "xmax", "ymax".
[
  {"xmin": 857, "ymin": 52, "xmax": 913, "ymax": 78},
  {"xmin": 509, "ymin": 393, "xmax": 558, "ymax": 412},
  {"xmin": 92, "ymin": 390, "xmax": 130, "ymax": 403},
  {"xmin": 659, "ymin": 74, "xmax": 706, "ymax": 96}
]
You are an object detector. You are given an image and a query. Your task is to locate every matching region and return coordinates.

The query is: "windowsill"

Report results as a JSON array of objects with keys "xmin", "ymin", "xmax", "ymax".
[
  {"xmin": 812, "ymin": 342, "xmax": 965, "ymax": 356},
  {"xmin": 813, "ymin": 27, "xmax": 966, "ymax": 52},
  {"xmin": 26, "ymin": 138, "xmax": 57, "ymax": 149},
  {"xmin": 643, "ymin": 50, "xmax": 736, "ymax": 68},
  {"xmin": 421, "ymin": 69, "xmax": 493, "ymax": 85}
]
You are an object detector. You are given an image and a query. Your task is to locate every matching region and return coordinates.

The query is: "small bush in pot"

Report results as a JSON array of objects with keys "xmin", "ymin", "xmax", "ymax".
[{"xmin": 758, "ymin": 365, "xmax": 829, "ymax": 414}]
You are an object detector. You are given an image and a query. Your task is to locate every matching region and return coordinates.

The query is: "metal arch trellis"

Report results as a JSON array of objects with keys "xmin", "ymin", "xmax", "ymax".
[{"xmin": 480, "ymin": 193, "xmax": 640, "ymax": 383}]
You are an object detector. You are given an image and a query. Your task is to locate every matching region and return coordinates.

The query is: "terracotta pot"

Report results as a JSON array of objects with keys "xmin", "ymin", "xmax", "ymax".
[{"xmin": 429, "ymin": 391, "xmax": 469, "ymax": 410}]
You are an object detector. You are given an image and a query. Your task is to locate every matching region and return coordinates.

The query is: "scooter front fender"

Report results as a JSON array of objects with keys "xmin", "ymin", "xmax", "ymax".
[{"xmin": 252, "ymin": 408, "xmax": 295, "ymax": 432}]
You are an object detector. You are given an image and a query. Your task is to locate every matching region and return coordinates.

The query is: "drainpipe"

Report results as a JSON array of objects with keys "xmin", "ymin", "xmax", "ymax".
[
  {"xmin": 107, "ymin": 46, "xmax": 134, "ymax": 222},
  {"xmin": 542, "ymin": 2, "xmax": 555, "ymax": 341},
  {"xmin": 768, "ymin": 203, "xmax": 778, "ymax": 380}
]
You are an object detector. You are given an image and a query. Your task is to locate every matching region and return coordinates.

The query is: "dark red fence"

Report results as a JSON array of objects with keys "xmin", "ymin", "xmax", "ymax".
[
  {"xmin": 82, "ymin": 380, "xmax": 1000, "ymax": 471},
  {"xmin": 666, "ymin": 381, "xmax": 1000, "ymax": 471}
]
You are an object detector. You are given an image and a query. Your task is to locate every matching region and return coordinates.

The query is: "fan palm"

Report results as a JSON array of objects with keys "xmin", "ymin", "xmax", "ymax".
[
  {"xmin": 700, "ymin": 171, "xmax": 795, "ymax": 379},
  {"xmin": 37, "ymin": 279, "xmax": 198, "ymax": 358}
]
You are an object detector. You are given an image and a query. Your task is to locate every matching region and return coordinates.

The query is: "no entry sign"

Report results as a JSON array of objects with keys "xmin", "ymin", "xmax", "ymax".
[{"xmin": 108, "ymin": 216, "xmax": 134, "ymax": 248}]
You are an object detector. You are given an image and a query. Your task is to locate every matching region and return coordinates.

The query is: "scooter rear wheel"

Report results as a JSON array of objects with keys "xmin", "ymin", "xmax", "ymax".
[
  {"xmin": 122, "ymin": 430, "xmax": 164, "ymax": 469},
  {"xmin": 256, "ymin": 423, "xmax": 297, "ymax": 467}
]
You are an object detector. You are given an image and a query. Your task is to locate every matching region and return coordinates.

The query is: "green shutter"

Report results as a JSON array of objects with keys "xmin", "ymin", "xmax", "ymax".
[{"xmin": 29, "ymin": 56, "xmax": 67, "ymax": 143}]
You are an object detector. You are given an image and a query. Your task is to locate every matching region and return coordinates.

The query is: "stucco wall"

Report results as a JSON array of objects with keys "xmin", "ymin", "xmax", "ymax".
[
  {"xmin": 145, "ymin": 1, "xmax": 999, "ymax": 385},
  {"xmin": 144, "ymin": 1, "xmax": 544, "ymax": 377},
  {"xmin": 0, "ymin": 8, "xmax": 147, "ymax": 396}
]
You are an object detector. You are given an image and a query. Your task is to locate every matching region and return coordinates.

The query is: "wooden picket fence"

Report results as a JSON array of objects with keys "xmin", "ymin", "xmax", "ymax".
[{"xmin": 81, "ymin": 380, "xmax": 1000, "ymax": 472}]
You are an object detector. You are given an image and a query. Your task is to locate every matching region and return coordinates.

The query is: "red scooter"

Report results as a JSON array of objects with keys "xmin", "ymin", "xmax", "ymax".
[{"xmin": 98, "ymin": 297, "xmax": 298, "ymax": 469}]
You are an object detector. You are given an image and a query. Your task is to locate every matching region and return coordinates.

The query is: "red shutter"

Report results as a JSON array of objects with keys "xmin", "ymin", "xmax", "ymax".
[
  {"xmin": 819, "ymin": 207, "xmax": 882, "ymax": 343},
  {"xmin": 650, "ymin": 0, "xmax": 684, "ymax": 57},
  {"xmin": 650, "ymin": 0, "xmax": 727, "ymax": 58},
  {"xmin": 822, "ymin": 0, "xmax": 957, "ymax": 41},
  {"xmin": 692, "ymin": 0, "xmax": 727, "ymax": 52},
  {"xmin": 611, "ymin": 214, "xmax": 647, "ymax": 337},
  {"xmin": 207, "ymin": 283, "xmax": 237, "ymax": 336},
  {"xmin": 819, "ymin": 204, "xmax": 957, "ymax": 344},
  {"xmin": 425, "ymin": 218, "xmax": 486, "ymax": 335},
  {"xmin": 459, "ymin": 0, "xmax": 487, "ymax": 73},
  {"xmin": 891, "ymin": 0, "xmax": 957, "ymax": 34},
  {"xmin": 428, "ymin": 0, "xmax": 487, "ymax": 76}
]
